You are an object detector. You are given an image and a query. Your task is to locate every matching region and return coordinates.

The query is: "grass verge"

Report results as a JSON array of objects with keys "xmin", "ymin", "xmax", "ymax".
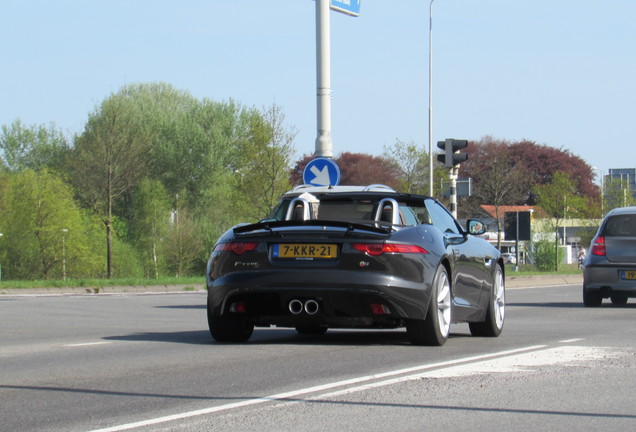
[
  {"xmin": 505, "ymin": 263, "xmax": 583, "ymax": 276},
  {"xmin": 0, "ymin": 276, "xmax": 204, "ymax": 291},
  {"xmin": 0, "ymin": 266, "xmax": 583, "ymax": 290}
]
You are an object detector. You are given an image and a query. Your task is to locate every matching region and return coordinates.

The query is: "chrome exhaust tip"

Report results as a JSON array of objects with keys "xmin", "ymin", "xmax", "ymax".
[
  {"xmin": 304, "ymin": 299, "xmax": 319, "ymax": 315},
  {"xmin": 288, "ymin": 299, "xmax": 303, "ymax": 315}
]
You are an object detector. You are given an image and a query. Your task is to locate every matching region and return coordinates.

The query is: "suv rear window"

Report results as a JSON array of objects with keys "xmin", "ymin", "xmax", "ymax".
[{"xmin": 601, "ymin": 214, "xmax": 636, "ymax": 237}]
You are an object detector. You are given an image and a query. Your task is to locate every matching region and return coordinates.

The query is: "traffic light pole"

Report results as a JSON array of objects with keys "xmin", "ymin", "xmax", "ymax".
[
  {"xmin": 436, "ymin": 138, "xmax": 468, "ymax": 218},
  {"xmin": 449, "ymin": 166, "xmax": 458, "ymax": 218}
]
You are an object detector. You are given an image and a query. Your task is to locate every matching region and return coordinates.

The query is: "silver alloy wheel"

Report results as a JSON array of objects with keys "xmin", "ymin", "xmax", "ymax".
[
  {"xmin": 493, "ymin": 267, "xmax": 505, "ymax": 330},
  {"xmin": 437, "ymin": 269, "xmax": 452, "ymax": 337}
]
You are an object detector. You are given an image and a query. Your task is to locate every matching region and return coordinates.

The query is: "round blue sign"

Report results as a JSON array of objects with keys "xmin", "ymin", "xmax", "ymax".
[{"xmin": 302, "ymin": 157, "xmax": 341, "ymax": 187}]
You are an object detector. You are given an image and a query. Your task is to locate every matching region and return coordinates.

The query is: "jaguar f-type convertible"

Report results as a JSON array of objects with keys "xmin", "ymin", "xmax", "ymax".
[{"xmin": 206, "ymin": 185, "xmax": 505, "ymax": 346}]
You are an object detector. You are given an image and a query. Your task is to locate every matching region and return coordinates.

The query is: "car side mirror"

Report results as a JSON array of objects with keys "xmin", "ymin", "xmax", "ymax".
[{"xmin": 467, "ymin": 219, "xmax": 486, "ymax": 235}]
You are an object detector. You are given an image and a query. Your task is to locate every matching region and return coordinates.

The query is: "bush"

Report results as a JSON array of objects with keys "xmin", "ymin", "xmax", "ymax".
[{"xmin": 531, "ymin": 240, "xmax": 564, "ymax": 271}]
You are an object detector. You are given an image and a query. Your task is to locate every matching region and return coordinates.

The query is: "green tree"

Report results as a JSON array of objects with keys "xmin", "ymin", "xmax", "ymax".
[
  {"xmin": 0, "ymin": 120, "xmax": 70, "ymax": 172},
  {"xmin": 166, "ymin": 194, "xmax": 204, "ymax": 277},
  {"xmin": 533, "ymin": 172, "xmax": 586, "ymax": 271},
  {"xmin": 69, "ymin": 94, "xmax": 151, "ymax": 278},
  {"xmin": 0, "ymin": 170, "xmax": 99, "ymax": 279},
  {"xmin": 231, "ymin": 104, "xmax": 296, "ymax": 220},
  {"xmin": 383, "ymin": 140, "xmax": 429, "ymax": 194},
  {"xmin": 130, "ymin": 178, "xmax": 171, "ymax": 279},
  {"xmin": 120, "ymin": 83, "xmax": 249, "ymax": 211},
  {"xmin": 531, "ymin": 239, "xmax": 564, "ymax": 272}
]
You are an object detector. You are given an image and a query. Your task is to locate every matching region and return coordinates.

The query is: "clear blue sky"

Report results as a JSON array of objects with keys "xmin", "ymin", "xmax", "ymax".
[{"xmin": 2, "ymin": 0, "xmax": 635, "ymax": 178}]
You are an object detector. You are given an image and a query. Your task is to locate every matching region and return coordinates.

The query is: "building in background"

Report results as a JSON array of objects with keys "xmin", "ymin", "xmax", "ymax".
[
  {"xmin": 478, "ymin": 205, "xmax": 600, "ymax": 265},
  {"xmin": 605, "ymin": 168, "xmax": 636, "ymax": 209}
]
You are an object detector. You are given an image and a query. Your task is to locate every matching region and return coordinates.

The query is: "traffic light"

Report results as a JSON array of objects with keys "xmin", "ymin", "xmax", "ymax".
[{"xmin": 436, "ymin": 138, "xmax": 468, "ymax": 168}]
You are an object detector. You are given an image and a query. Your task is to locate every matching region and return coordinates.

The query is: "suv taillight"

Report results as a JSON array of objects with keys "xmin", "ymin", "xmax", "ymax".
[{"xmin": 590, "ymin": 236, "xmax": 606, "ymax": 256}]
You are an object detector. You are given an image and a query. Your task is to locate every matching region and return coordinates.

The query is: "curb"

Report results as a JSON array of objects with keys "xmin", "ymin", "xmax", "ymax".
[
  {"xmin": 506, "ymin": 274, "xmax": 582, "ymax": 288},
  {"xmin": 0, "ymin": 284, "xmax": 206, "ymax": 296}
]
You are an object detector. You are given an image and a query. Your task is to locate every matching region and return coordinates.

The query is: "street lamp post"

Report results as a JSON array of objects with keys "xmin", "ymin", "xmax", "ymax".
[
  {"xmin": 592, "ymin": 167, "xmax": 604, "ymax": 217},
  {"xmin": 0, "ymin": 233, "xmax": 3, "ymax": 281},
  {"xmin": 315, "ymin": 0, "xmax": 333, "ymax": 157},
  {"xmin": 428, "ymin": 0, "xmax": 436, "ymax": 197},
  {"xmin": 61, "ymin": 229, "xmax": 68, "ymax": 281}
]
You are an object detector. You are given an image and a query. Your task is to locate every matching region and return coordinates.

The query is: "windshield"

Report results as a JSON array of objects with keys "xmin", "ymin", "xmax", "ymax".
[{"xmin": 601, "ymin": 214, "xmax": 636, "ymax": 237}]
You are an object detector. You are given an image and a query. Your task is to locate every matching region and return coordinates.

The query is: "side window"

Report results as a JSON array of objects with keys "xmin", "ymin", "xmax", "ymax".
[
  {"xmin": 425, "ymin": 199, "xmax": 460, "ymax": 234},
  {"xmin": 401, "ymin": 204, "xmax": 431, "ymax": 225},
  {"xmin": 270, "ymin": 198, "xmax": 291, "ymax": 220},
  {"xmin": 399, "ymin": 205, "xmax": 419, "ymax": 226}
]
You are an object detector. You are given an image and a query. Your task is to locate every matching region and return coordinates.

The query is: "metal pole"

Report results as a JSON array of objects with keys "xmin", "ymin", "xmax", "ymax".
[
  {"xmin": 515, "ymin": 212, "xmax": 520, "ymax": 272},
  {"xmin": 600, "ymin": 172, "xmax": 605, "ymax": 216},
  {"xmin": 449, "ymin": 166, "xmax": 457, "ymax": 218},
  {"xmin": 0, "ymin": 232, "xmax": 3, "ymax": 281},
  {"xmin": 315, "ymin": 0, "xmax": 333, "ymax": 157},
  {"xmin": 61, "ymin": 228, "xmax": 68, "ymax": 281},
  {"xmin": 428, "ymin": 0, "xmax": 435, "ymax": 196}
]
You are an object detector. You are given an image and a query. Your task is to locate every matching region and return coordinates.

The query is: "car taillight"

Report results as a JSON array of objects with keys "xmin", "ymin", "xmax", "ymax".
[
  {"xmin": 353, "ymin": 243, "xmax": 428, "ymax": 256},
  {"xmin": 590, "ymin": 236, "xmax": 606, "ymax": 256},
  {"xmin": 214, "ymin": 242, "xmax": 259, "ymax": 255},
  {"xmin": 370, "ymin": 303, "xmax": 392, "ymax": 315}
]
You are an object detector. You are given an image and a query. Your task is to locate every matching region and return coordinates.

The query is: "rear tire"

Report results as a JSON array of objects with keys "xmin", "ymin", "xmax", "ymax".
[
  {"xmin": 469, "ymin": 263, "xmax": 505, "ymax": 337},
  {"xmin": 610, "ymin": 294, "xmax": 628, "ymax": 305},
  {"xmin": 207, "ymin": 302, "xmax": 254, "ymax": 342},
  {"xmin": 407, "ymin": 265, "xmax": 451, "ymax": 346},
  {"xmin": 583, "ymin": 287, "xmax": 602, "ymax": 307}
]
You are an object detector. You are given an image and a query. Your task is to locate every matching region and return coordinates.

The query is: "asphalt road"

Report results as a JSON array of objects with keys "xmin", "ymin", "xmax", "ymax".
[{"xmin": 1, "ymin": 282, "xmax": 634, "ymax": 432}]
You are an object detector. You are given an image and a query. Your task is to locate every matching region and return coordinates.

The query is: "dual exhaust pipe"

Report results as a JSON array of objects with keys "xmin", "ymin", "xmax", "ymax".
[{"xmin": 288, "ymin": 299, "xmax": 320, "ymax": 315}]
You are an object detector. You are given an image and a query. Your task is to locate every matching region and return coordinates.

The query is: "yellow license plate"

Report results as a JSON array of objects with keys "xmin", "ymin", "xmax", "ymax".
[
  {"xmin": 274, "ymin": 244, "xmax": 338, "ymax": 259},
  {"xmin": 621, "ymin": 270, "xmax": 636, "ymax": 280}
]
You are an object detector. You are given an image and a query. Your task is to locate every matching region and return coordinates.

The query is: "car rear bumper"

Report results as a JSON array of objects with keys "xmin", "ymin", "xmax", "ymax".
[
  {"xmin": 207, "ymin": 269, "xmax": 433, "ymax": 327},
  {"xmin": 584, "ymin": 264, "xmax": 636, "ymax": 296}
]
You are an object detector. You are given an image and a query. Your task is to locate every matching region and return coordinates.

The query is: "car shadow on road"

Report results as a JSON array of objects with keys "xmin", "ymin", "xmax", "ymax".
[
  {"xmin": 103, "ymin": 330, "xmax": 212, "ymax": 345},
  {"xmin": 507, "ymin": 302, "xmax": 582, "ymax": 308},
  {"xmin": 250, "ymin": 329, "xmax": 415, "ymax": 346},
  {"xmin": 155, "ymin": 304, "xmax": 206, "ymax": 310},
  {"xmin": 509, "ymin": 301, "xmax": 636, "ymax": 309},
  {"xmin": 102, "ymin": 328, "xmax": 470, "ymax": 347}
]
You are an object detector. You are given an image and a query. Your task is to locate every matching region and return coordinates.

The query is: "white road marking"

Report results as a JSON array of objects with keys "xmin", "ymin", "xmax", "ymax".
[
  {"xmin": 306, "ymin": 344, "xmax": 619, "ymax": 402},
  {"xmin": 64, "ymin": 342, "xmax": 112, "ymax": 347},
  {"xmin": 86, "ymin": 344, "xmax": 548, "ymax": 432},
  {"xmin": 559, "ymin": 338, "xmax": 584, "ymax": 343}
]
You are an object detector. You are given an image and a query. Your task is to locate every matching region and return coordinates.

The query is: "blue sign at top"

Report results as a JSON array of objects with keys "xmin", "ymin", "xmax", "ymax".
[
  {"xmin": 330, "ymin": 0, "xmax": 361, "ymax": 17},
  {"xmin": 303, "ymin": 157, "xmax": 341, "ymax": 187}
]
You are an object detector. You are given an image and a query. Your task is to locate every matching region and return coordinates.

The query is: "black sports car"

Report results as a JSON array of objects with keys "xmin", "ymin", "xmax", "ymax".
[{"xmin": 206, "ymin": 185, "xmax": 505, "ymax": 346}]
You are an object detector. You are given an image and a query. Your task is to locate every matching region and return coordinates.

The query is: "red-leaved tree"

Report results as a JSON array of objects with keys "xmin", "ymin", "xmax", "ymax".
[{"xmin": 290, "ymin": 152, "xmax": 401, "ymax": 189}]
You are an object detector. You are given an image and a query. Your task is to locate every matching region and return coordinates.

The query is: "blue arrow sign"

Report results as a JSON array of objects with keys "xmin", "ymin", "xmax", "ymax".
[
  {"xmin": 330, "ymin": 0, "xmax": 361, "ymax": 17},
  {"xmin": 303, "ymin": 157, "xmax": 341, "ymax": 187}
]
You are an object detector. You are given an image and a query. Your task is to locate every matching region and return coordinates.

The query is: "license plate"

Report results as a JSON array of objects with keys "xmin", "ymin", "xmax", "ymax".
[
  {"xmin": 621, "ymin": 270, "xmax": 636, "ymax": 280},
  {"xmin": 273, "ymin": 244, "xmax": 338, "ymax": 259}
]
